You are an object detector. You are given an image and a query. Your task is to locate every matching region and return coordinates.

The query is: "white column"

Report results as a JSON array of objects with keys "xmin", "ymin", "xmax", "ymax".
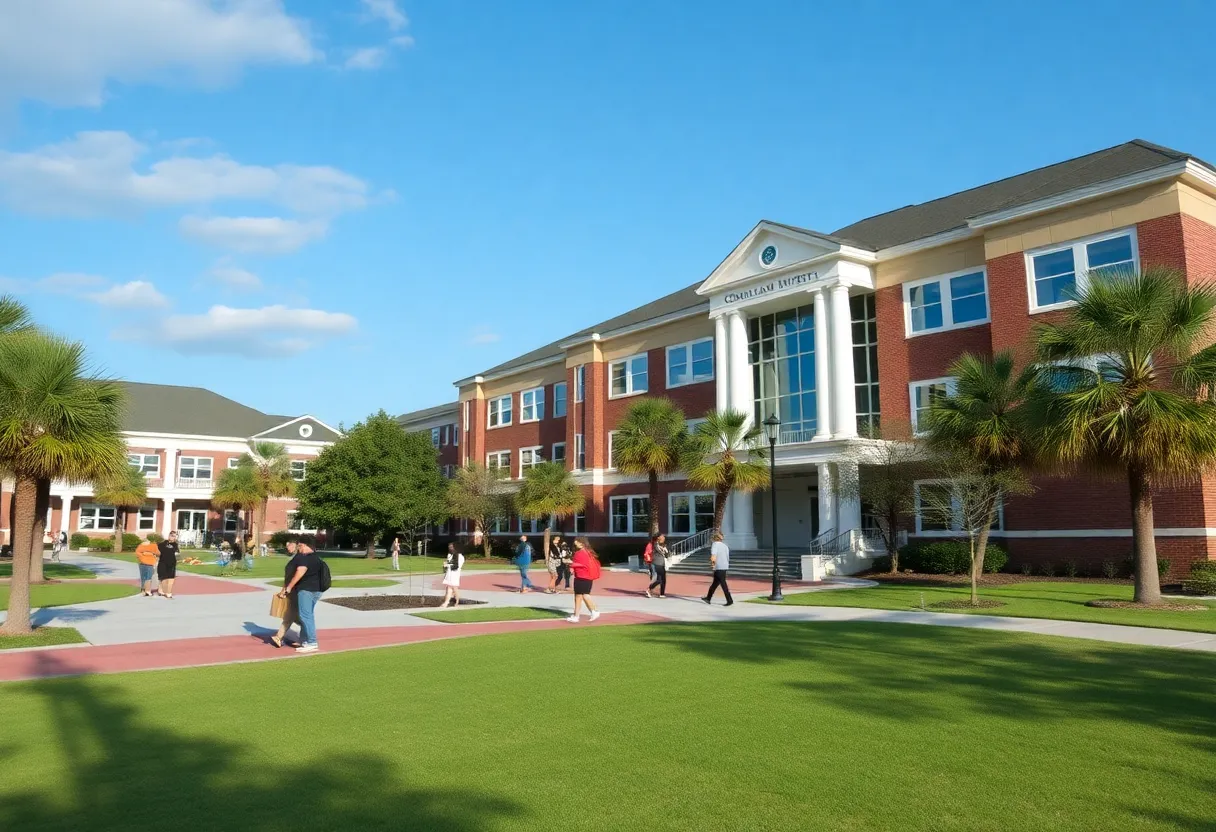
[
  {"xmin": 162, "ymin": 498, "xmax": 175, "ymax": 537},
  {"xmin": 836, "ymin": 459, "xmax": 862, "ymax": 535},
  {"xmin": 726, "ymin": 311, "xmax": 753, "ymax": 423},
  {"xmin": 163, "ymin": 448, "xmax": 178, "ymax": 489},
  {"xmin": 728, "ymin": 491, "xmax": 756, "ymax": 549},
  {"xmin": 813, "ymin": 288, "xmax": 832, "ymax": 439},
  {"xmin": 829, "ymin": 284, "xmax": 858, "ymax": 438},
  {"xmin": 713, "ymin": 314, "xmax": 729, "ymax": 412},
  {"xmin": 816, "ymin": 462, "xmax": 837, "ymax": 535}
]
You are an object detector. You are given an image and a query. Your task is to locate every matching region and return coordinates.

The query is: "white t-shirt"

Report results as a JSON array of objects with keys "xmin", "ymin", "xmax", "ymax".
[{"xmin": 710, "ymin": 541, "xmax": 730, "ymax": 570}]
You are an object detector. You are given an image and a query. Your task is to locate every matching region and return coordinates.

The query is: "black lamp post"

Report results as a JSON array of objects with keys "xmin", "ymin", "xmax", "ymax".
[{"xmin": 762, "ymin": 413, "xmax": 783, "ymax": 602}]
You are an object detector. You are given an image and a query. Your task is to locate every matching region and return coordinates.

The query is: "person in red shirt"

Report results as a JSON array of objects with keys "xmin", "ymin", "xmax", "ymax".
[{"xmin": 566, "ymin": 537, "xmax": 601, "ymax": 623}]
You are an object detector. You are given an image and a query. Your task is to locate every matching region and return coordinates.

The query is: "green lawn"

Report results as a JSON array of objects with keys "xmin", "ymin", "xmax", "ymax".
[
  {"xmin": 0, "ymin": 583, "xmax": 138, "ymax": 612},
  {"xmin": 0, "ymin": 627, "xmax": 87, "ymax": 651},
  {"xmin": 413, "ymin": 606, "xmax": 567, "ymax": 623},
  {"xmin": 267, "ymin": 578, "xmax": 397, "ymax": 588},
  {"xmin": 771, "ymin": 581, "xmax": 1216, "ymax": 633},
  {"xmin": 0, "ymin": 562, "xmax": 96, "ymax": 580},
  {"xmin": 1, "ymin": 622, "xmax": 1213, "ymax": 831},
  {"xmin": 94, "ymin": 552, "xmax": 514, "ymax": 579}
]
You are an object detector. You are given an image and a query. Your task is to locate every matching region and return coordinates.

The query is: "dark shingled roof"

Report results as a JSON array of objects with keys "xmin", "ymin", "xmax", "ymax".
[
  {"xmin": 120, "ymin": 381, "xmax": 297, "ymax": 438},
  {"xmin": 396, "ymin": 401, "xmax": 459, "ymax": 427}
]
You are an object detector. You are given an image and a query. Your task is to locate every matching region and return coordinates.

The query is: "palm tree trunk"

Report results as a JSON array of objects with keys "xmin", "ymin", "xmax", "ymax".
[
  {"xmin": 256, "ymin": 498, "xmax": 268, "ymax": 558},
  {"xmin": 648, "ymin": 470, "xmax": 660, "ymax": 538},
  {"xmin": 1128, "ymin": 463, "xmax": 1162, "ymax": 604},
  {"xmin": 28, "ymin": 478, "xmax": 50, "ymax": 584},
  {"xmin": 236, "ymin": 510, "xmax": 246, "ymax": 557},
  {"xmin": 542, "ymin": 521, "xmax": 552, "ymax": 569},
  {"xmin": 1, "ymin": 476, "xmax": 38, "ymax": 635},
  {"xmin": 712, "ymin": 485, "xmax": 730, "ymax": 536},
  {"xmin": 970, "ymin": 522, "xmax": 992, "ymax": 606},
  {"xmin": 113, "ymin": 509, "xmax": 124, "ymax": 554}
]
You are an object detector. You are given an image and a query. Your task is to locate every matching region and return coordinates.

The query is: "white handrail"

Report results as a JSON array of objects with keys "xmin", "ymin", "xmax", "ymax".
[{"xmin": 667, "ymin": 528, "xmax": 713, "ymax": 567}]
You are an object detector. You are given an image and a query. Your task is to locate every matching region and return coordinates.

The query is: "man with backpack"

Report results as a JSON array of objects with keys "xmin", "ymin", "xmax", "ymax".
[
  {"xmin": 515, "ymin": 535, "xmax": 535, "ymax": 593},
  {"xmin": 279, "ymin": 540, "xmax": 330, "ymax": 653}
]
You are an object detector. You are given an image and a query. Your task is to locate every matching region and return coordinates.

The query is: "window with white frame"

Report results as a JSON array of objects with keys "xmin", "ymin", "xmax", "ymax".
[
  {"xmin": 520, "ymin": 387, "xmax": 545, "ymax": 422},
  {"xmin": 669, "ymin": 492, "xmax": 715, "ymax": 535},
  {"xmin": 1028, "ymin": 230, "xmax": 1137, "ymax": 311},
  {"xmin": 909, "ymin": 377, "xmax": 957, "ymax": 435},
  {"xmin": 228, "ymin": 457, "xmax": 241, "ymax": 468},
  {"xmin": 552, "ymin": 442, "xmax": 566, "ymax": 464},
  {"xmin": 554, "ymin": 382, "xmax": 567, "ymax": 418},
  {"xmin": 291, "ymin": 460, "xmax": 307, "ymax": 481},
  {"xmin": 79, "ymin": 504, "xmax": 116, "ymax": 530},
  {"xmin": 607, "ymin": 431, "xmax": 618, "ymax": 469},
  {"xmin": 575, "ymin": 366, "xmax": 585, "ymax": 402},
  {"xmin": 179, "ymin": 456, "xmax": 213, "ymax": 481},
  {"xmin": 685, "ymin": 417, "xmax": 708, "ymax": 435},
  {"xmin": 666, "ymin": 337, "xmax": 714, "ymax": 387},
  {"xmin": 488, "ymin": 395, "xmax": 512, "ymax": 428},
  {"xmin": 520, "ymin": 517, "xmax": 545, "ymax": 534},
  {"xmin": 431, "ymin": 427, "xmax": 441, "ymax": 447},
  {"xmin": 128, "ymin": 453, "xmax": 160, "ymax": 476},
  {"xmin": 609, "ymin": 354, "xmax": 648, "ymax": 397},
  {"xmin": 905, "ymin": 269, "xmax": 989, "ymax": 335},
  {"xmin": 572, "ymin": 511, "xmax": 586, "ymax": 534},
  {"xmin": 137, "ymin": 506, "xmax": 157, "ymax": 531},
  {"xmin": 914, "ymin": 480, "xmax": 1005, "ymax": 534},
  {"xmin": 224, "ymin": 509, "xmax": 239, "ymax": 532},
  {"xmin": 519, "ymin": 446, "xmax": 544, "ymax": 475},
  {"xmin": 610, "ymin": 495, "xmax": 650, "ymax": 534},
  {"xmin": 574, "ymin": 434, "xmax": 585, "ymax": 470},
  {"xmin": 489, "ymin": 516, "xmax": 510, "ymax": 534},
  {"xmin": 486, "ymin": 450, "xmax": 511, "ymax": 475},
  {"xmin": 442, "ymin": 464, "xmax": 457, "ymax": 479},
  {"xmin": 451, "ymin": 422, "xmax": 458, "ymax": 446}
]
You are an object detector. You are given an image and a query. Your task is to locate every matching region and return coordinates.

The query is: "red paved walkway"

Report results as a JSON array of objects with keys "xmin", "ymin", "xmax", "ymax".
[
  {"xmin": 0, "ymin": 611, "xmax": 666, "ymax": 683},
  {"xmin": 452, "ymin": 570, "xmax": 819, "ymax": 597}
]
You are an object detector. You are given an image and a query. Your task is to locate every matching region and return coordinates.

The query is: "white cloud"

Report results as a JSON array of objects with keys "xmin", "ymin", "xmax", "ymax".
[
  {"xmin": 0, "ymin": 0, "xmax": 318, "ymax": 108},
  {"xmin": 208, "ymin": 262, "xmax": 262, "ymax": 291},
  {"xmin": 37, "ymin": 272, "xmax": 108, "ymax": 295},
  {"xmin": 0, "ymin": 131, "xmax": 370, "ymax": 219},
  {"xmin": 389, "ymin": 35, "xmax": 416, "ymax": 49},
  {"xmin": 127, "ymin": 304, "xmax": 358, "ymax": 358},
  {"xmin": 345, "ymin": 47, "xmax": 388, "ymax": 71},
  {"xmin": 361, "ymin": 0, "xmax": 409, "ymax": 31},
  {"xmin": 180, "ymin": 215, "xmax": 329, "ymax": 254},
  {"xmin": 467, "ymin": 327, "xmax": 501, "ymax": 345},
  {"xmin": 87, "ymin": 280, "xmax": 170, "ymax": 309}
]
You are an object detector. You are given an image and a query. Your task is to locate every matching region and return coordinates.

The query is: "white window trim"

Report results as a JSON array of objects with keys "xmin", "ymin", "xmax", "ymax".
[
  {"xmin": 902, "ymin": 267, "xmax": 990, "ymax": 338},
  {"xmin": 552, "ymin": 442, "xmax": 567, "ymax": 464},
  {"xmin": 574, "ymin": 366, "xmax": 585, "ymax": 403},
  {"xmin": 286, "ymin": 511, "xmax": 318, "ymax": 534},
  {"xmin": 667, "ymin": 491, "xmax": 715, "ymax": 536},
  {"xmin": 574, "ymin": 434, "xmax": 586, "ymax": 471},
  {"xmin": 227, "ymin": 457, "xmax": 241, "ymax": 468},
  {"xmin": 608, "ymin": 353, "xmax": 648, "ymax": 399},
  {"xmin": 909, "ymin": 376, "xmax": 958, "ymax": 436},
  {"xmin": 608, "ymin": 493, "xmax": 650, "ymax": 536},
  {"xmin": 290, "ymin": 459, "xmax": 307, "ymax": 481},
  {"xmin": 486, "ymin": 450, "xmax": 511, "ymax": 475},
  {"xmin": 223, "ymin": 509, "xmax": 240, "ymax": 532},
  {"xmin": 553, "ymin": 382, "xmax": 568, "ymax": 418},
  {"xmin": 607, "ymin": 430, "xmax": 618, "ymax": 471},
  {"xmin": 136, "ymin": 506, "xmax": 157, "ymax": 531},
  {"xmin": 431, "ymin": 427, "xmax": 441, "ymax": 447},
  {"xmin": 665, "ymin": 337, "xmax": 715, "ymax": 388},
  {"xmin": 487, "ymin": 394, "xmax": 513, "ymax": 429},
  {"xmin": 520, "ymin": 386, "xmax": 545, "ymax": 423},
  {"xmin": 127, "ymin": 453, "xmax": 161, "ymax": 477},
  {"xmin": 913, "ymin": 479, "xmax": 1005, "ymax": 536},
  {"xmin": 1024, "ymin": 227, "xmax": 1139, "ymax": 314},
  {"xmin": 178, "ymin": 456, "xmax": 214, "ymax": 481},
  {"xmin": 518, "ymin": 445, "xmax": 544, "ymax": 477},
  {"xmin": 78, "ymin": 503, "xmax": 117, "ymax": 532}
]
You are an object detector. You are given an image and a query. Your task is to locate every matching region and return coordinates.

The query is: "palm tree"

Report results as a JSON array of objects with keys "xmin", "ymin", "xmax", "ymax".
[
  {"xmin": 212, "ymin": 465, "xmax": 262, "ymax": 558},
  {"xmin": 93, "ymin": 465, "xmax": 148, "ymax": 554},
  {"xmin": 682, "ymin": 409, "xmax": 769, "ymax": 536},
  {"xmin": 515, "ymin": 461, "xmax": 586, "ymax": 559},
  {"xmin": 0, "ymin": 332, "xmax": 127, "ymax": 635},
  {"xmin": 238, "ymin": 441, "xmax": 295, "ymax": 554},
  {"xmin": 447, "ymin": 463, "xmax": 512, "ymax": 557},
  {"xmin": 923, "ymin": 351, "xmax": 1037, "ymax": 604},
  {"xmin": 612, "ymin": 398, "xmax": 687, "ymax": 537},
  {"xmin": 1033, "ymin": 266, "xmax": 1216, "ymax": 605}
]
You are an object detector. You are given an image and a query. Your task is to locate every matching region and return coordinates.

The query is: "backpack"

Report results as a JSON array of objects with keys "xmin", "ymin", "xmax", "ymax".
[
  {"xmin": 317, "ymin": 557, "xmax": 332, "ymax": 592},
  {"xmin": 587, "ymin": 555, "xmax": 602, "ymax": 581}
]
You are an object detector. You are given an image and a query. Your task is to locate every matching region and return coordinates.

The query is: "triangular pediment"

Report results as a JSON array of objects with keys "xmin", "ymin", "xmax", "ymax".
[
  {"xmin": 253, "ymin": 415, "xmax": 342, "ymax": 443},
  {"xmin": 696, "ymin": 221, "xmax": 846, "ymax": 295}
]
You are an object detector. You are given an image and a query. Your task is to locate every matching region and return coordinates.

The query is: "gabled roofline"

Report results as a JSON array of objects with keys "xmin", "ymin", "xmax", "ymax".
[
  {"xmin": 558, "ymin": 302, "xmax": 709, "ymax": 350},
  {"xmin": 251, "ymin": 414, "xmax": 344, "ymax": 440}
]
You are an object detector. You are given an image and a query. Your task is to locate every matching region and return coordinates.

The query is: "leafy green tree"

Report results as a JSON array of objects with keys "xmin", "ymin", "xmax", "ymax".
[
  {"xmin": 1033, "ymin": 266, "xmax": 1216, "ymax": 604},
  {"xmin": 447, "ymin": 463, "xmax": 512, "ymax": 557},
  {"xmin": 682, "ymin": 409, "xmax": 769, "ymax": 535},
  {"xmin": 838, "ymin": 421, "xmax": 925, "ymax": 571},
  {"xmin": 612, "ymin": 398, "xmax": 687, "ymax": 537},
  {"xmin": 515, "ymin": 461, "xmax": 586, "ymax": 559},
  {"xmin": 93, "ymin": 464, "xmax": 148, "ymax": 554},
  {"xmin": 0, "ymin": 331, "xmax": 127, "ymax": 635},
  {"xmin": 211, "ymin": 465, "xmax": 262, "ymax": 557},
  {"xmin": 237, "ymin": 441, "xmax": 295, "ymax": 551},
  {"xmin": 924, "ymin": 351, "xmax": 1038, "ymax": 604},
  {"xmin": 295, "ymin": 411, "xmax": 447, "ymax": 557}
]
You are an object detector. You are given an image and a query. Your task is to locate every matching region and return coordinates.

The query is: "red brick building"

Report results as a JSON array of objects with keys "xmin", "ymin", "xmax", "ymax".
[{"xmin": 399, "ymin": 140, "xmax": 1216, "ymax": 577}]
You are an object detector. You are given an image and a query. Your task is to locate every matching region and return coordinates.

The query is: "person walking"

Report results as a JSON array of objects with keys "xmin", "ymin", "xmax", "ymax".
[
  {"xmin": 439, "ymin": 543, "xmax": 464, "ymax": 608},
  {"xmin": 279, "ymin": 540, "xmax": 324, "ymax": 653},
  {"xmin": 566, "ymin": 537, "xmax": 601, "ymax": 623},
  {"xmin": 646, "ymin": 533, "xmax": 670, "ymax": 598},
  {"xmin": 515, "ymin": 535, "xmax": 535, "ymax": 593},
  {"xmin": 642, "ymin": 537, "xmax": 656, "ymax": 583},
  {"xmin": 135, "ymin": 537, "xmax": 160, "ymax": 596},
  {"xmin": 52, "ymin": 530, "xmax": 67, "ymax": 562},
  {"xmin": 702, "ymin": 532, "xmax": 733, "ymax": 606},
  {"xmin": 270, "ymin": 555, "xmax": 303, "ymax": 648},
  {"xmin": 545, "ymin": 533, "xmax": 564, "ymax": 594},
  {"xmin": 157, "ymin": 530, "xmax": 180, "ymax": 599},
  {"xmin": 391, "ymin": 536, "xmax": 401, "ymax": 571},
  {"xmin": 558, "ymin": 539, "xmax": 573, "ymax": 591}
]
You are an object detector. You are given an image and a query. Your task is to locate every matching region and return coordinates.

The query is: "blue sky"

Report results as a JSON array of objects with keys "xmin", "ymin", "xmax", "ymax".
[{"xmin": 2, "ymin": 0, "xmax": 1214, "ymax": 427}]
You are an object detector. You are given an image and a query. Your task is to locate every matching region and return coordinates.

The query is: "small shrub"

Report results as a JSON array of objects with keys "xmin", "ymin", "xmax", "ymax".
[
  {"xmin": 1157, "ymin": 558, "xmax": 1171, "ymax": 579},
  {"xmin": 122, "ymin": 533, "xmax": 141, "ymax": 551},
  {"xmin": 1062, "ymin": 560, "xmax": 1078, "ymax": 578},
  {"xmin": 870, "ymin": 555, "xmax": 893, "ymax": 573},
  {"xmin": 146, "ymin": 532, "xmax": 163, "ymax": 544},
  {"xmin": 1101, "ymin": 560, "xmax": 1118, "ymax": 579},
  {"xmin": 1020, "ymin": 562, "xmax": 1034, "ymax": 576},
  {"xmin": 70, "ymin": 533, "xmax": 91, "ymax": 550},
  {"xmin": 1039, "ymin": 562, "xmax": 1055, "ymax": 577},
  {"xmin": 1181, "ymin": 561, "xmax": 1216, "ymax": 596},
  {"xmin": 895, "ymin": 541, "xmax": 1007, "ymax": 575},
  {"xmin": 87, "ymin": 538, "xmax": 114, "ymax": 552}
]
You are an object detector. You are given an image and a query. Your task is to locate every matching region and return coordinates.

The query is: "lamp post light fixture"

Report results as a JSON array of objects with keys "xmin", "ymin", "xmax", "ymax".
[{"xmin": 762, "ymin": 413, "xmax": 783, "ymax": 602}]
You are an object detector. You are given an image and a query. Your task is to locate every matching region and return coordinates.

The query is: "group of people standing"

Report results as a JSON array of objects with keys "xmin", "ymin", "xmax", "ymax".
[
  {"xmin": 133, "ymin": 531, "xmax": 181, "ymax": 598},
  {"xmin": 641, "ymin": 531, "xmax": 732, "ymax": 605}
]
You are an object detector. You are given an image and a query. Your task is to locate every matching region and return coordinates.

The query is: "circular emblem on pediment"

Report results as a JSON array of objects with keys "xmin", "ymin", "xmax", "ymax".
[
  {"xmin": 760, "ymin": 245, "xmax": 777, "ymax": 267},
  {"xmin": 299, "ymin": 424, "xmax": 313, "ymax": 438}
]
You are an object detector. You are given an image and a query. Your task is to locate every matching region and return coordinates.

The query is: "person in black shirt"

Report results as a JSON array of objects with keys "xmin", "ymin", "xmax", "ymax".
[
  {"xmin": 157, "ymin": 531, "xmax": 180, "ymax": 599},
  {"xmin": 279, "ymin": 540, "xmax": 323, "ymax": 653}
]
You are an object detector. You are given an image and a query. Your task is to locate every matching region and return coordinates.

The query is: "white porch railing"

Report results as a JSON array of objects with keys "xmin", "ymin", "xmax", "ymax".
[
  {"xmin": 666, "ymin": 528, "xmax": 713, "ymax": 567},
  {"xmin": 175, "ymin": 478, "xmax": 214, "ymax": 489},
  {"xmin": 778, "ymin": 428, "xmax": 818, "ymax": 446}
]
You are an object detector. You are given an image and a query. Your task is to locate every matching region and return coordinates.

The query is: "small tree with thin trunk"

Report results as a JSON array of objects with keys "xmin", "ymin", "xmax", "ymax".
[
  {"xmin": 681, "ymin": 409, "xmax": 770, "ymax": 536},
  {"xmin": 238, "ymin": 441, "xmax": 295, "ymax": 553},
  {"xmin": 612, "ymin": 398, "xmax": 687, "ymax": 537},
  {"xmin": 94, "ymin": 465, "xmax": 148, "ymax": 554},
  {"xmin": 212, "ymin": 465, "xmax": 261, "ymax": 558},
  {"xmin": 515, "ymin": 461, "xmax": 586, "ymax": 560},
  {"xmin": 447, "ymin": 463, "xmax": 512, "ymax": 557},
  {"xmin": 838, "ymin": 421, "xmax": 925, "ymax": 572}
]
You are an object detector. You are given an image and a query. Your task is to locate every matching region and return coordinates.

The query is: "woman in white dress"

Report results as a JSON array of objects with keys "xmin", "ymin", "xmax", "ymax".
[{"xmin": 439, "ymin": 543, "xmax": 464, "ymax": 608}]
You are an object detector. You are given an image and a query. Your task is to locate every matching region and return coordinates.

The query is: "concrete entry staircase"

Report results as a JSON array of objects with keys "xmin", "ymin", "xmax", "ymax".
[{"xmin": 668, "ymin": 548, "xmax": 806, "ymax": 580}]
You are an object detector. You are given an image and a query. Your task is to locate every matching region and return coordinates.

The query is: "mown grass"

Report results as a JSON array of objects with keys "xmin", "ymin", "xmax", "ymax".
[
  {"xmin": 0, "ymin": 583, "xmax": 138, "ymax": 612},
  {"xmin": 0, "ymin": 562, "xmax": 96, "ymax": 580},
  {"xmin": 0, "ymin": 627, "xmax": 87, "ymax": 650}
]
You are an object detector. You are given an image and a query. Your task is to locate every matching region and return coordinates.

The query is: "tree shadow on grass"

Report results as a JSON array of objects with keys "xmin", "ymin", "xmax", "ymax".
[{"xmin": 0, "ymin": 651, "xmax": 523, "ymax": 832}]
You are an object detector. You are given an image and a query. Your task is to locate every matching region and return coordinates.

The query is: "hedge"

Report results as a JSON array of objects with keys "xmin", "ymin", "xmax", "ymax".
[
  {"xmin": 1182, "ymin": 561, "xmax": 1216, "ymax": 596},
  {"xmin": 897, "ymin": 540, "xmax": 1009, "ymax": 575},
  {"xmin": 70, "ymin": 533, "xmax": 91, "ymax": 550}
]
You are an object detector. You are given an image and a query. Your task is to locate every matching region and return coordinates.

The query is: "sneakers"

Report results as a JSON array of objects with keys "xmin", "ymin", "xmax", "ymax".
[
  {"xmin": 565, "ymin": 615, "xmax": 580, "ymax": 623},
  {"xmin": 702, "ymin": 596, "xmax": 711, "ymax": 605},
  {"xmin": 725, "ymin": 601, "xmax": 735, "ymax": 607},
  {"xmin": 589, "ymin": 610, "xmax": 601, "ymax": 622},
  {"xmin": 644, "ymin": 590, "xmax": 652, "ymax": 598},
  {"xmin": 295, "ymin": 643, "xmax": 319, "ymax": 653}
]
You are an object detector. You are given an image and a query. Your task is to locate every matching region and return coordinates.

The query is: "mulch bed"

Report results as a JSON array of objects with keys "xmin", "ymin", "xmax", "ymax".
[
  {"xmin": 866, "ymin": 572, "xmax": 1143, "ymax": 588},
  {"xmin": 324, "ymin": 596, "xmax": 486, "ymax": 611},
  {"xmin": 1085, "ymin": 599, "xmax": 1209, "ymax": 612},
  {"xmin": 929, "ymin": 599, "xmax": 1006, "ymax": 610}
]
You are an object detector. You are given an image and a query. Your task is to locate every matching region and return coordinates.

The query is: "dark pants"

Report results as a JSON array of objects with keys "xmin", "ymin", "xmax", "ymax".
[
  {"xmin": 706, "ymin": 570, "xmax": 732, "ymax": 604},
  {"xmin": 556, "ymin": 563, "xmax": 571, "ymax": 588},
  {"xmin": 648, "ymin": 567, "xmax": 667, "ymax": 595},
  {"xmin": 647, "ymin": 562, "xmax": 656, "ymax": 580}
]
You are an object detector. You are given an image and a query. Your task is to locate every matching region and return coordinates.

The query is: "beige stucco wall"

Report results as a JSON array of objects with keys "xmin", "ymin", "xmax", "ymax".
[
  {"xmin": 1178, "ymin": 180, "xmax": 1216, "ymax": 228},
  {"xmin": 599, "ymin": 315, "xmax": 714, "ymax": 362},
  {"xmin": 874, "ymin": 238, "xmax": 988, "ymax": 289},
  {"xmin": 482, "ymin": 362, "xmax": 568, "ymax": 399},
  {"xmin": 564, "ymin": 341, "xmax": 602, "ymax": 368}
]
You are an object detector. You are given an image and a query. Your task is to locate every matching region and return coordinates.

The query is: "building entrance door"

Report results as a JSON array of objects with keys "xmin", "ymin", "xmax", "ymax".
[
  {"xmin": 772, "ymin": 478, "xmax": 817, "ymax": 548},
  {"xmin": 177, "ymin": 510, "xmax": 207, "ymax": 547}
]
